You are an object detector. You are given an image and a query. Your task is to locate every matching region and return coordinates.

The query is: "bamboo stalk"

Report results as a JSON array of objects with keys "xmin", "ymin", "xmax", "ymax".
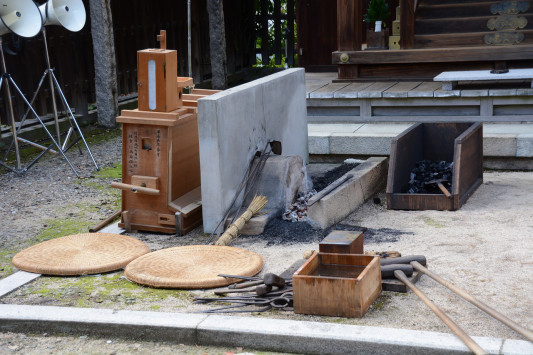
[
  {"xmin": 215, "ymin": 195, "xmax": 268, "ymax": 246},
  {"xmin": 411, "ymin": 261, "xmax": 533, "ymax": 342},
  {"xmin": 394, "ymin": 270, "xmax": 486, "ymax": 355}
]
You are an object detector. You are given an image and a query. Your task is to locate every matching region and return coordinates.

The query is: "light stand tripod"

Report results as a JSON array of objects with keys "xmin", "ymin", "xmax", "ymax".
[
  {"xmin": 0, "ymin": 36, "xmax": 80, "ymax": 176},
  {"xmin": 2, "ymin": 26, "xmax": 99, "ymax": 173}
]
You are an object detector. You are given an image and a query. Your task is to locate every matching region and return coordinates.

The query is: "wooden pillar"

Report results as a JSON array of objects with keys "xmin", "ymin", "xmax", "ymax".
[
  {"xmin": 287, "ymin": 0, "xmax": 295, "ymax": 67},
  {"xmin": 400, "ymin": 0, "xmax": 415, "ymax": 49},
  {"xmin": 261, "ymin": 0, "xmax": 269, "ymax": 66},
  {"xmin": 337, "ymin": 0, "xmax": 362, "ymax": 79},
  {"xmin": 89, "ymin": 0, "xmax": 118, "ymax": 128},
  {"xmin": 273, "ymin": 0, "xmax": 282, "ymax": 65}
]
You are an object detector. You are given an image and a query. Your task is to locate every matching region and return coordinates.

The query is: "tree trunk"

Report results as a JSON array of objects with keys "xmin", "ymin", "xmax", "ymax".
[
  {"xmin": 89, "ymin": 0, "xmax": 118, "ymax": 128},
  {"xmin": 206, "ymin": 0, "xmax": 228, "ymax": 90}
]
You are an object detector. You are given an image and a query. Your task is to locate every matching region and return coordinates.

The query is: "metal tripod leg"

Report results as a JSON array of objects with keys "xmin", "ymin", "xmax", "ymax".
[
  {"xmin": 2, "ymin": 70, "xmax": 51, "ymax": 163},
  {"xmin": 8, "ymin": 76, "xmax": 80, "ymax": 177},
  {"xmin": 51, "ymin": 71, "xmax": 99, "ymax": 170}
]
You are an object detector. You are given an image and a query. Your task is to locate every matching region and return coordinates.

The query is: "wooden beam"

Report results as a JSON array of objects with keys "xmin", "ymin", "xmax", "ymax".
[
  {"xmin": 337, "ymin": 0, "xmax": 362, "ymax": 51},
  {"xmin": 400, "ymin": 0, "xmax": 415, "ymax": 49},
  {"xmin": 287, "ymin": 0, "xmax": 295, "ymax": 67},
  {"xmin": 333, "ymin": 45, "xmax": 533, "ymax": 64},
  {"xmin": 274, "ymin": 0, "xmax": 282, "ymax": 65},
  {"xmin": 261, "ymin": 0, "xmax": 269, "ymax": 66}
]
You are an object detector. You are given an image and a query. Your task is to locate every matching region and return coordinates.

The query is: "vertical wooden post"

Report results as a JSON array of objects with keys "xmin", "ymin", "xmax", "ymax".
[
  {"xmin": 337, "ymin": 0, "xmax": 362, "ymax": 79},
  {"xmin": 273, "ymin": 0, "xmax": 282, "ymax": 65},
  {"xmin": 286, "ymin": 0, "xmax": 295, "ymax": 67},
  {"xmin": 157, "ymin": 30, "xmax": 167, "ymax": 50},
  {"xmin": 261, "ymin": 0, "xmax": 269, "ymax": 66},
  {"xmin": 400, "ymin": 0, "xmax": 415, "ymax": 49}
]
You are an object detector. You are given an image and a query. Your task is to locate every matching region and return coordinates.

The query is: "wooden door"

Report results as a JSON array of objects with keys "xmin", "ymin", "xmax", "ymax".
[{"xmin": 296, "ymin": 0, "xmax": 337, "ymax": 71}]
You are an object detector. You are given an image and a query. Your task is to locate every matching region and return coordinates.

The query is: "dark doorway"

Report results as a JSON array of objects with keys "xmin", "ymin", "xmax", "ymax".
[{"xmin": 296, "ymin": 0, "xmax": 337, "ymax": 71}]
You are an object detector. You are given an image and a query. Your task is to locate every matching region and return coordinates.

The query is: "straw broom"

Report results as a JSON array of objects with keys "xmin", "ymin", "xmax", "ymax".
[{"xmin": 215, "ymin": 195, "xmax": 268, "ymax": 246}]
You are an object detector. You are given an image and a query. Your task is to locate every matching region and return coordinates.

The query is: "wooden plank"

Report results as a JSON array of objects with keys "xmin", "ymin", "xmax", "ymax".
[
  {"xmin": 309, "ymin": 83, "xmax": 350, "ymax": 98},
  {"xmin": 273, "ymin": 0, "xmax": 282, "ymax": 65},
  {"xmin": 334, "ymin": 82, "xmax": 375, "ymax": 98},
  {"xmin": 191, "ymin": 89, "xmax": 221, "ymax": 95},
  {"xmin": 169, "ymin": 186, "xmax": 202, "ymax": 216},
  {"xmin": 383, "ymin": 82, "xmax": 422, "ymax": 98},
  {"xmin": 337, "ymin": 0, "xmax": 362, "ymax": 51},
  {"xmin": 415, "ymin": 30, "xmax": 533, "ymax": 48},
  {"xmin": 358, "ymin": 82, "xmax": 397, "ymax": 98},
  {"xmin": 453, "ymin": 123, "xmax": 483, "ymax": 208},
  {"xmin": 400, "ymin": 0, "xmax": 415, "ymax": 49},
  {"xmin": 333, "ymin": 45, "xmax": 533, "ymax": 64}
]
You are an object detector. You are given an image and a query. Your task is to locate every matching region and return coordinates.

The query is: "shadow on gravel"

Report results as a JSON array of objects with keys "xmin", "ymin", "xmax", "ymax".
[{"xmin": 332, "ymin": 224, "xmax": 413, "ymax": 243}]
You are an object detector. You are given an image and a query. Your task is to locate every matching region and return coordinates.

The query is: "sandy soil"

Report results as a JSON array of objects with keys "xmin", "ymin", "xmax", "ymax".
[{"xmin": 1, "ymin": 128, "xmax": 532, "ymax": 352}]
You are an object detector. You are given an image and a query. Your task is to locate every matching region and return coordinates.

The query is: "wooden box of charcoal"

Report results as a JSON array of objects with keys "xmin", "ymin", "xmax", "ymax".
[{"xmin": 386, "ymin": 122, "xmax": 483, "ymax": 211}]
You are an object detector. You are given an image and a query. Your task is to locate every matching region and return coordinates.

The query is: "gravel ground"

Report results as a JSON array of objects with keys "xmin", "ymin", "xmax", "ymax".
[{"xmin": 1, "ymin": 128, "xmax": 532, "ymax": 353}]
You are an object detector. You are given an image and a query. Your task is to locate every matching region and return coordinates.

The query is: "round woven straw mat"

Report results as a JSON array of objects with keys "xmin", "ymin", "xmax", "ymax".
[
  {"xmin": 124, "ymin": 245, "xmax": 263, "ymax": 289},
  {"xmin": 12, "ymin": 233, "xmax": 151, "ymax": 276}
]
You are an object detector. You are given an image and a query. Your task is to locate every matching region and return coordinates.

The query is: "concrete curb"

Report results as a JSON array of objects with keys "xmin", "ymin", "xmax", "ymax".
[
  {"xmin": 0, "ymin": 304, "xmax": 531, "ymax": 354},
  {"xmin": 307, "ymin": 157, "xmax": 388, "ymax": 229}
]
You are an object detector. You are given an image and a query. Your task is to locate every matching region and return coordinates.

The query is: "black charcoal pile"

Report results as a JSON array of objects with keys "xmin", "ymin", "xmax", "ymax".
[
  {"xmin": 405, "ymin": 160, "xmax": 453, "ymax": 194},
  {"xmin": 282, "ymin": 190, "xmax": 316, "ymax": 222}
]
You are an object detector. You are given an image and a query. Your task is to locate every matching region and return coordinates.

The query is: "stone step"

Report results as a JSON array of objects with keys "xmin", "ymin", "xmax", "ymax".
[{"xmin": 308, "ymin": 122, "xmax": 533, "ymax": 159}]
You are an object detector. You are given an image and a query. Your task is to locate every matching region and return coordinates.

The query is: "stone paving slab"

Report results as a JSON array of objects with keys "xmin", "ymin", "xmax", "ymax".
[{"xmin": 309, "ymin": 123, "xmax": 533, "ymax": 158}]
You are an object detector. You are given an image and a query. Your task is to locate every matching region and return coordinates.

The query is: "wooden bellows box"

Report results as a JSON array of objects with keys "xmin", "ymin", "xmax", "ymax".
[
  {"xmin": 292, "ymin": 253, "xmax": 381, "ymax": 318},
  {"xmin": 387, "ymin": 122, "xmax": 483, "ymax": 211},
  {"xmin": 137, "ymin": 49, "xmax": 178, "ymax": 112},
  {"xmin": 114, "ymin": 108, "xmax": 202, "ymax": 234}
]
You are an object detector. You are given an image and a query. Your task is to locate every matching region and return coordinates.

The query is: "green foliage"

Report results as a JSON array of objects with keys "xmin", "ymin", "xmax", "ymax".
[
  {"xmin": 94, "ymin": 163, "xmax": 122, "ymax": 179},
  {"xmin": 255, "ymin": 0, "xmax": 297, "ymax": 67},
  {"xmin": 364, "ymin": 0, "xmax": 391, "ymax": 23}
]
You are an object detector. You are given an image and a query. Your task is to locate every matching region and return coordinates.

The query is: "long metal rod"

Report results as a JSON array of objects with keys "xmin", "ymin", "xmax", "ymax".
[
  {"xmin": 16, "ymin": 137, "xmax": 57, "ymax": 154},
  {"xmin": 187, "ymin": 0, "xmax": 192, "ymax": 79},
  {"xmin": 41, "ymin": 28, "xmax": 62, "ymax": 146},
  {"xmin": 411, "ymin": 261, "xmax": 533, "ymax": 342},
  {"xmin": 0, "ymin": 38, "xmax": 22, "ymax": 170},
  {"xmin": 8, "ymin": 77, "xmax": 80, "ymax": 177},
  {"xmin": 394, "ymin": 270, "xmax": 486, "ymax": 355},
  {"xmin": 50, "ymin": 71, "xmax": 99, "ymax": 170},
  {"xmin": 2, "ymin": 70, "xmax": 48, "ymax": 163}
]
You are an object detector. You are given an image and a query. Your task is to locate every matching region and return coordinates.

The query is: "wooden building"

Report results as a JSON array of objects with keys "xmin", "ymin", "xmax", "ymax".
[
  {"xmin": 297, "ymin": 0, "xmax": 533, "ymax": 81},
  {"xmin": 335, "ymin": 0, "xmax": 533, "ymax": 80}
]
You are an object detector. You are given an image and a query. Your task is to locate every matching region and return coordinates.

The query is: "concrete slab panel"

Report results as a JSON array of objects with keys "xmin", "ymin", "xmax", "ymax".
[
  {"xmin": 483, "ymin": 135, "xmax": 517, "ymax": 157},
  {"xmin": 308, "ymin": 134, "xmax": 330, "ymax": 155},
  {"xmin": 330, "ymin": 134, "xmax": 393, "ymax": 155},
  {"xmin": 198, "ymin": 69, "xmax": 308, "ymax": 233},
  {"xmin": 307, "ymin": 123, "xmax": 362, "ymax": 133},
  {"xmin": 517, "ymin": 134, "xmax": 533, "ymax": 157},
  {"xmin": 483, "ymin": 124, "xmax": 533, "ymax": 135},
  {"xmin": 0, "ymin": 271, "xmax": 40, "ymax": 298},
  {"xmin": 354, "ymin": 123, "xmax": 413, "ymax": 135}
]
